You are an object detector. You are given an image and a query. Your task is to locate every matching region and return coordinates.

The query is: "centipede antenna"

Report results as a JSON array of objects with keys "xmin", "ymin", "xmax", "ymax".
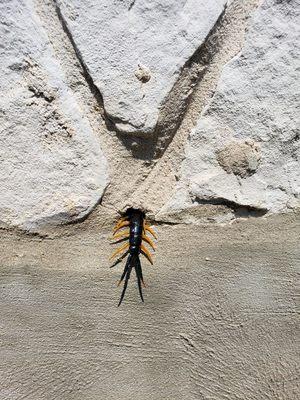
[
  {"xmin": 137, "ymin": 256, "xmax": 146, "ymax": 286},
  {"xmin": 136, "ymin": 272, "xmax": 144, "ymax": 302}
]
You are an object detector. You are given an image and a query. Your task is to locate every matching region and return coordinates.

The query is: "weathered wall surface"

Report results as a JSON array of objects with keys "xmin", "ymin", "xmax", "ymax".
[
  {"xmin": 0, "ymin": 0, "xmax": 299, "ymax": 230},
  {"xmin": 0, "ymin": 0, "xmax": 299, "ymax": 399},
  {"xmin": 160, "ymin": 0, "xmax": 300, "ymax": 222},
  {"xmin": 55, "ymin": 0, "xmax": 227, "ymax": 135},
  {"xmin": 0, "ymin": 0, "xmax": 107, "ymax": 230}
]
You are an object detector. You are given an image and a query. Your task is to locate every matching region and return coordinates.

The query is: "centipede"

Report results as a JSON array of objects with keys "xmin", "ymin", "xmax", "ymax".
[{"xmin": 110, "ymin": 208, "xmax": 157, "ymax": 306}]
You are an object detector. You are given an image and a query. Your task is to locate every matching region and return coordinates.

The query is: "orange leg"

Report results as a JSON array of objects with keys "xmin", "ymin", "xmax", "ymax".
[
  {"xmin": 141, "ymin": 244, "xmax": 153, "ymax": 265},
  {"xmin": 113, "ymin": 220, "xmax": 130, "ymax": 234},
  {"xmin": 143, "ymin": 221, "xmax": 157, "ymax": 239},
  {"xmin": 142, "ymin": 234, "xmax": 156, "ymax": 250},
  {"xmin": 114, "ymin": 216, "xmax": 127, "ymax": 226},
  {"xmin": 113, "ymin": 217, "xmax": 128, "ymax": 231},
  {"xmin": 112, "ymin": 230, "xmax": 130, "ymax": 241},
  {"xmin": 110, "ymin": 242, "xmax": 129, "ymax": 260}
]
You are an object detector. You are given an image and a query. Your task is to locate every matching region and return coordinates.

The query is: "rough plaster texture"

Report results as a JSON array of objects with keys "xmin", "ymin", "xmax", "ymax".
[
  {"xmin": 0, "ymin": 0, "xmax": 107, "ymax": 230},
  {"xmin": 160, "ymin": 0, "xmax": 300, "ymax": 220},
  {"xmin": 1, "ymin": 0, "xmax": 299, "ymax": 229},
  {"xmin": 1, "ymin": 2, "xmax": 300, "ymax": 397},
  {"xmin": 0, "ymin": 214, "xmax": 299, "ymax": 399},
  {"xmin": 55, "ymin": 0, "xmax": 227, "ymax": 135}
]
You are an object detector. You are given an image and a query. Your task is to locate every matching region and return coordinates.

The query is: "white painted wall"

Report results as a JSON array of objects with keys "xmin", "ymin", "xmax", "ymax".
[{"xmin": 0, "ymin": 0, "xmax": 299, "ymax": 230}]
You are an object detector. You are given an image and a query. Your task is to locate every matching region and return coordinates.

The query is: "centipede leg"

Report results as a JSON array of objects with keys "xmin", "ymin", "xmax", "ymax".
[
  {"xmin": 110, "ymin": 250, "xmax": 129, "ymax": 268},
  {"xmin": 135, "ymin": 256, "xmax": 145, "ymax": 302},
  {"xmin": 110, "ymin": 242, "xmax": 129, "ymax": 260},
  {"xmin": 112, "ymin": 230, "xmax": 130, "ymax": 241},
  {"xmin": 117, "ymin": 254, "xmax": 132, "ymax": 285},
  {"xmin": 113, "ymin": 216, "xmax": 127, "ymax": 229},
  {"xmin": 141, "ymin": 244, "xmax": 153, "ymax": 265},
  {"xmin": 118, "ymin": 259, "xmax": 133, "ymax": 307},
  {"xmin": 113, "ymin": 220, "xmax": 130, "ymax": 234},
  {"xmin": 143, "ymin": 222, "xmax": 157, "ymax": 239},
  {"xmin": 142, "ymin": 234, "xmax": 156, "ymax": 250}
]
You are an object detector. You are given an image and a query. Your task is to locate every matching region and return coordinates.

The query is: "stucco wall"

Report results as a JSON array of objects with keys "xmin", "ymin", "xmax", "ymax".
[
  {"xmin": 0, "ymin": 214, "xmax": 299, "ymax": 399},
  {"xmin": 0, "ymin": 0, "xmax": 299, "ymax": 398},
  {"xmin": 1, "ymin": 0, "xmax": 299, "ymax": 229}
]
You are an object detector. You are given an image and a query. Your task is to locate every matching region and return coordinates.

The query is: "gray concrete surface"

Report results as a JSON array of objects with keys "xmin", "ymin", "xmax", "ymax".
[{"xmin": 1, "ymin": 213, "xmax": 299, "ymax": 399}]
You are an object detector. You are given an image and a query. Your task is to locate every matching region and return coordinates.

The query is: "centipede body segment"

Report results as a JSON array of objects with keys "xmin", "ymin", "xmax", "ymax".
[{"xmin": 110, "ymin": 208, "xmax": 157, "ymax": 306}]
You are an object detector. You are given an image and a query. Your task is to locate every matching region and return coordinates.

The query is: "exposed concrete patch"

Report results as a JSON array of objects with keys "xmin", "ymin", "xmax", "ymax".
[{"xmin": 217, "ymin": 140, "xmax": 261, "ymax": 178}]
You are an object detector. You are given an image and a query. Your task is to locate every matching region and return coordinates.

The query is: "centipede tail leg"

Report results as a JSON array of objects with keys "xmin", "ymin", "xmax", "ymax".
[
  {"xmin": 118, "ymin": 254, "xmax": 132, "ymax": 285},
  {"xmin": 118, "ymin": 262, "xmax": 133, "ymax": 307},
  {"xmin": 135, "ymin": 256, "xmax": 145, "ymax": 302},
  {"xmin": 136, "ymin": 256, "xmax": 146, "ymax": 287}
]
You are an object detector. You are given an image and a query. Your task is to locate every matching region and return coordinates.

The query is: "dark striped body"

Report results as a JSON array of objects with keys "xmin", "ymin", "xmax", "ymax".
[{"xmin": 129, "ymin": 210, "xmax": 144, "ymax": 254}]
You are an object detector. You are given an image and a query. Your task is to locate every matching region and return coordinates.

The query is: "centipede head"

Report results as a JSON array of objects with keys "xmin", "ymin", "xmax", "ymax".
[{"xmin": 123, "ymin": 207, "xmax": 145, "ymax": 219}]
